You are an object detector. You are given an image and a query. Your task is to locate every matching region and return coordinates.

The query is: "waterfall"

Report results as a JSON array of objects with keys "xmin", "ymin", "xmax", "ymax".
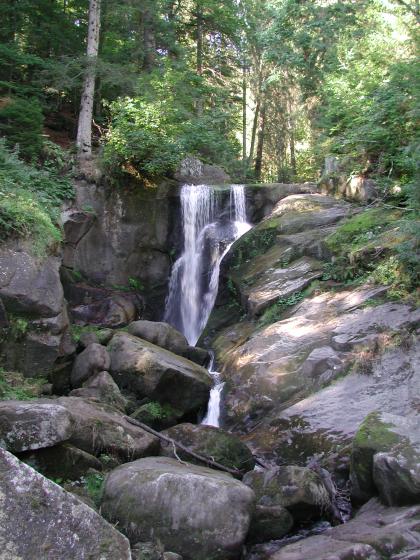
[{"xmin": 164, "ymin": 183, "xmax": 250, "ymax": 426}]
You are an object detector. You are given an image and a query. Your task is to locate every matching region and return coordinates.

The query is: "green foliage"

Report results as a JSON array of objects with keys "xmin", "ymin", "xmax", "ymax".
[
  {"xmin": 8, "ymin": 315, "xmax": 29, "ymax": 341},
  {"xmin": 81, "ymin": 472, "xmax": 104, "ymax": 506},
  {"xmin": 0, "ymin": 97, "xmax": 44, "ymax": 160},
  {"xmin": 259, "ymin": 291, "xmax": 305, "ymax": 327},
  {"xmin": 139, "ymin": 401, "xmax": 176, "ymax": 421},
  {"xmin": 0, "ymin": 140, "xmax": 73, "ymax": 254},
  {"xmin": 0, "ymin": 368, "xmax": 47, "ymax": 400}
]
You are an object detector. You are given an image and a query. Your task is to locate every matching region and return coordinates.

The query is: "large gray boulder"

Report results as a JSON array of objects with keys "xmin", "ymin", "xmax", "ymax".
[
  {"xmin": 0, "ymin": 400, "xmax": 74, "ymax": 452},
  {"xmin": 101, "ymin": 457, "xmax": 255, "ymax": 560},
  {"xmin": 267, "ymin": 498, "xmax": 420, "ymax": 560},
  {"xmin": 70, "ymin": 343, "xmax": 111, "ymax": 387},
  {"xmin": 56, "ymin": 396, "xmax": 159, "ymax": 461},
  {"xmin": 0, "ymin": 248, "xmax": 64, "ymax": 317},
  {"xmin": 243, "ymin": 466, "xmax": 331, "ymax": 523},
  {"xmin": 70, "ymin": 370, "xmax": 127, "ymax": 411},
  {"xmin": 0, "ymin": 448, "xmax": 131, "ymax": 559},
  {"xmin": 108, "ymin": 332, "xmax": 211, "ymax": 416},
  {"xmin": 160, "ymin": 423, "xmax": 255, "ymax": 472},
  {"xmin": 174, "ymin": 156, "xmax": 230, "ymax": 185},
  {"xmin": 128, "ymin": 320, "xmax": 189, "ymax": 356}
]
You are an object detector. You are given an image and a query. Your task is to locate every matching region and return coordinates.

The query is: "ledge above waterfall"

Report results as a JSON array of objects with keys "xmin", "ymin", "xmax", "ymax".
[{"xmin": 174, "ymin": 156, "xmax": 231, "ymax": 185}]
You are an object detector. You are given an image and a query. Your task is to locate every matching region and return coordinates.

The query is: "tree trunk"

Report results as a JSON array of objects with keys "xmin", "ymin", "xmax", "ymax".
[
  {"xmin": 254, "ymin": 100, "xmax": 266, "ymax": 181},
  {"xmin": 242, "ymin": 65, "xmax": 247, "ymax": 178},
  {"xmin": 248, "ymin": 65, "xmax": 263, "ymax": 168},
  {"xmin": 196, "ymin": 2, "xmax": 204, "ymax": 116},
  {"xmin": 76, "ymin": 0, "xmax": 101, "ymax": 162},
  {"xmin": 142, "ymin": 3, "xmax": 156, "ymax": 71}
]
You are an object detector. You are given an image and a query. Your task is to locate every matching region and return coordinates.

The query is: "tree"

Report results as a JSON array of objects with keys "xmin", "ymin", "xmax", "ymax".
[{"xmin": 76, "ymin": 0, "xmax": 101, "ymax": 162}]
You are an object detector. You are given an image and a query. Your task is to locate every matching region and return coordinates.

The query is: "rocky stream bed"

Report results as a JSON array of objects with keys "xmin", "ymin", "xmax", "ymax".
[{"xmin": 0, "ymin": 175, "xmax": 418, "ymax": 560}]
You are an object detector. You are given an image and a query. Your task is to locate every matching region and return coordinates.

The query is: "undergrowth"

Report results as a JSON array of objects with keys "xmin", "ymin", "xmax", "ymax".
[
  {"xmin": 0, "ymin": 139, "xmax": 74, "ymax": 255},
  {"xmin": 0, "ymin": 368, "xmax": 47, "ymax": 400}
]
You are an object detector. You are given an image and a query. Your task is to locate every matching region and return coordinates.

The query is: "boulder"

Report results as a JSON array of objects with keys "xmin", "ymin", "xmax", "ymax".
[
  {"xmin": 174, "ymin": 156, "xmax": 230, "ymax": 185},
  {"xmin": 0, "ymin": 400, "xmax": 74, "ymax": 452},
  {"xmin": 160, "ymin": 423, "xmax": 255, "ymax": 472},
  {"xmin": 243, "ymin": 466, "xmax": 331, "ymax": 522},
  {"xmin": 267, "ymin": 498, "xmax": 420, "ymax": 560},
  {"xmin": 0, "ymin": 448, "xmax": 131, "ymax": 559},
  {"xmin": 71, "ymin": 293, "xmax": 138, "ymax": 328},
  {"xmin": 70, "ymin": 370, "xmax": 127, "ymax": 411},
  {"xmin": 131, "ymin": 401, "xmax": 184, "ymax": 431},
  {"xmin": 18, "ymin": 442, "xmax": 102, "ymax": 481},
  {"xmin": 351, "ymin": 411, "xmax": 420, "ymax": 505},
  {"xmin": 71, "ymin": 343, "xmax": 111, "ymax": 387},
  {"xmin": 128, "ymin": 320, "xmax": 189, "ymax": 355},
  {"xmin": 0, "ymin": 249, "xmax": 64, "ymax": 317},
  {"xmin": 132, "ymin": 542, "xmax": 162, "ymax": 560},
  {"xmin": 101, "ymin": 457, "xmax": 255, "ymax": 560},
  {"xmin": 247, "ymin": 505, "xmax": 293, "ymax": 544},
  {"xmin": 108, "ymin": 332, "xmax": 211, "ymax": 416},
  {"xmin": 79, "ymin": 330, "xmax": 100, "ymax": 347},
  {"xmin": 184, "ymin": 345, "xmax": 210, "ymax": 366},
  {"xmin": 56, "ymin": 396, "xmax": 159, "ymax": 461}
]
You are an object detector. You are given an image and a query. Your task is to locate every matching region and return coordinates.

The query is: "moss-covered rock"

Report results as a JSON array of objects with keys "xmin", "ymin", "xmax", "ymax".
[{"xmin": 160, "ymin": 423, "xmax": 255, "ymax": 472}]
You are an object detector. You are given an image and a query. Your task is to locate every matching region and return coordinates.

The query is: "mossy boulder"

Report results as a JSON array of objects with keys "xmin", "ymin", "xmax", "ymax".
[
  {"xmin": 101, "ymin": 457, "xmax": 255, "ymax": 560},
  {"xmin": 131, "ymin": 401, "xmax": 183, "ymax": 430},
  {"xmin": 247, "ymin": 504, "xmax": 293, "ymax": 544},
  {"xmin": 160, "ymin": 423, "xmax": 256, "ymax": 472},
  {"xmin": 243, "ymin": 466, "xmax": 331, "ymax": 523},
  {"xmin": 351, "ymin": 411, "xmax": 420, "ymax": 505}
]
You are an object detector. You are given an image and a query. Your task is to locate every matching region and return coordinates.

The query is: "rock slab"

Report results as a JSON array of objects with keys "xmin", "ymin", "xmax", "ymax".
[{"xmin": 0, "ymin": 448, "xmax": 131, "ymax": 559}]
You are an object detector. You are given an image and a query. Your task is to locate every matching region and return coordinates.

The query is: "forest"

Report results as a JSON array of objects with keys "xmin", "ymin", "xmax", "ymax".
[{"xmin": 0, "ymin": 2, "xmax": 419, "ymax": 560}]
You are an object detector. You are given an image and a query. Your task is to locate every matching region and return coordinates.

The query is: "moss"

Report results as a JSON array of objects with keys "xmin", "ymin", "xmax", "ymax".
[
  {"xmin": 0, "ymin": 368, "xmax": 47, "ymax": 400},
  {"xmin": 353, "ymin": 412, "xmax": 400, "ymax": 450}
]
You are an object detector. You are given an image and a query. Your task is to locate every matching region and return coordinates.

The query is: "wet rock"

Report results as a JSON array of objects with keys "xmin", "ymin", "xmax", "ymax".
[
  {"xmin": 0, "ymin": 448, "xmax": 131, "ymax": 559},
  {"xmin": 160, "ymin": 423, "xmax": 256, "ymax": 472},
  {"xmin": 101, "ymin": 457, "xmax": 255, "ymax": 560},
  {"xmin": 183, "ymin": 345, "xmax": 210, "ymax": 366},
  {"xmin": 243, "ymin": 466, "xmax": 330, "ymax": 523},
  {"xmin": 128, "ymin": 320, "xmax": 189, "ymax": 356},
  {"xmin": 57, "ymin": 396, "xmax": 159, "ymax": 461},
  {"xmin": 71, "ymin": 343, "xmax": 111, "ymax": 387},
  {"xmin": 247, "ymin": 505, "xmax": 293, "ymax": 544},
  {"xmin": 70, "ymin": 370, "xmax": 127, "ymax": 411},
  {"xmin": 0, "ymin": 400, "xmax": 74, "ymax": 452},
  {"xmin": 267, "ymin": 498, "xmax": 420, "ymax": 560},
  {"xmin": 18, "ymin": 442, "xmax": 102, "ymax": 481},
  {"xmin": 351, "ymin": 411, "xmax": 420, "ymax": 505},
  {"xmin": 108, "ymin": 332, "xmax": 211, "ymax": 417}
]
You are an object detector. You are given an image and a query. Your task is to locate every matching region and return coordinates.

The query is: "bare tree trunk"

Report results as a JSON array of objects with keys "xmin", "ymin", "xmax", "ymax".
[
  {"xmin": 248, "ymin": 65, "xmax": 263, "ymax": 168},
  {"xmin": 242, "ymin": 65, "xmax": 247, "ymax": 178},
  {"xmin": 76, "ymin": 0, "xmax": 101, "ymax": 162},
  {"xmin": 254, "ymin": 100, "xmax": 266, "ymax": 181},
  {"xmin": 142, "ymin": 3, "xmax": 156, "ymax": 71},
  {"xmin": 196, "ymin": 2, "xmax": 204, "ymax": 116}
]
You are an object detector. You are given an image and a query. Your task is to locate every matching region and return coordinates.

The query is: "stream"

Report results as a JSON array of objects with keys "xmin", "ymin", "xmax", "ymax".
[{"xmin": 164, "ymin": 183, "xmax": 251, "ymax": 426}]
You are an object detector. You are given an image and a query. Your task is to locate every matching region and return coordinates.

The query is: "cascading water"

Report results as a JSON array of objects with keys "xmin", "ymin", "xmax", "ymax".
[{"xmin": 164, "ymin": 183, "xmax": 251, "ymax": 426}]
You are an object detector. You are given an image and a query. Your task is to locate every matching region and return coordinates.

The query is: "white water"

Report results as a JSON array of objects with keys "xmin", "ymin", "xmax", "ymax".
[{"xmin": 164, "ymin": 183, "xmax": 251, "ymax": 426}]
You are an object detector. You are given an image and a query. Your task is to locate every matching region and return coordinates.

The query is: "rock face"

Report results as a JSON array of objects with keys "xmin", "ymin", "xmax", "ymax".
[
  {"xmin": 0, "ymin": 245, "xmax": 73, "ymax": 376},
  {"xmin": 0, "ymin": 400, "xmax": 74, "ymax": 452},
  {"xmin": 243, "ymin": 467, "xmax": 330, "ymax": 523},
  {"xmin": 351, "ymin": 411, "xmax": 420, "ymax": 506},
  {"xmin": 128, "ymin": 320, "xmax": 189, "ymax": 355},
  {"xmin": 62, "ymin": 178, "xmax": 180, "ymax": 318},
  {"xmin": 108, "ymin": 332, "xmax": 211, "ymax": 416},
  {"xmin": 0, "ymin": 448, "xmax": 131, "ymax": 559},
  {"xmin": 71, "ymin": 343, "xmax": 111, "ymax": 387},
  {"xmin": 101, "ymin": 456, "xmax": 255, "ymax": 560},
  {"xmin": 160, "ymin": 423, "xmax": 255, "ymax": 472},
  {"xmin": 267, "ymin": 498, "xmax": 420, "ymax": 560},
  {"xmin": 56, "ymin": 396, "xmax": 159, "ymax": 461}
]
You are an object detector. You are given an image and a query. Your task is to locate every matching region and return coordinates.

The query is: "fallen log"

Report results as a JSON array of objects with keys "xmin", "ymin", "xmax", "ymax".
[{"xmin": 124, "ymin": 416, "xmax": 243, "ymax": 477}]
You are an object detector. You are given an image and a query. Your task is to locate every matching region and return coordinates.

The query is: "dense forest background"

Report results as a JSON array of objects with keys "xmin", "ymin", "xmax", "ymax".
[{"xmin": 0, "ymin": 0, "xmax": 418, "ymax": 256}]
